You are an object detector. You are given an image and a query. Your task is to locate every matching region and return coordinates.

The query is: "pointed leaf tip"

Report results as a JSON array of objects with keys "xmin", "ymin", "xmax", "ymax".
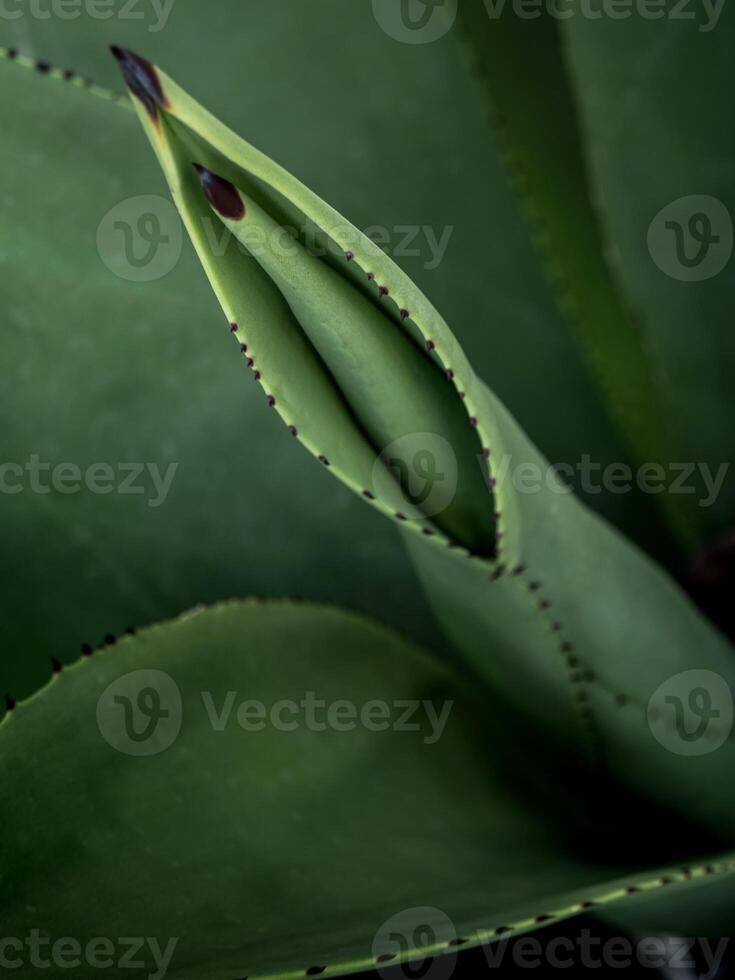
[
  {"xmin": 109, "ymin": 44, "xmax": 168, "ymax": 120},
  {"xmin": 193, "ymin": 164, "xmax": 246, "ymax": 220}
]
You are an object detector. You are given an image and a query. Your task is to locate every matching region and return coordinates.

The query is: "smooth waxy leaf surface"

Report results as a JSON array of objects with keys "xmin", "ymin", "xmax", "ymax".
[
  {"xmin": 2, "ymin": 600, "xmax": 732, "ymax": 979},
  {"xmin": 118, "ymin": 52, "xmax": 735, "ymax": 846}
]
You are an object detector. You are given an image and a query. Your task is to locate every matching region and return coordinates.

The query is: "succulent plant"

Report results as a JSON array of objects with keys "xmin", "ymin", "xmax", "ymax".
[{"xmin": 1, "ymin": 3, "xmax": 733, "ymax": 979}]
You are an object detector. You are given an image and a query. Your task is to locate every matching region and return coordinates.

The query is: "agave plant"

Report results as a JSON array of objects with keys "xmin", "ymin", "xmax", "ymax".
[{"xmin": 1, "ymin": 3, "xmax": 733, "ymax": 979}]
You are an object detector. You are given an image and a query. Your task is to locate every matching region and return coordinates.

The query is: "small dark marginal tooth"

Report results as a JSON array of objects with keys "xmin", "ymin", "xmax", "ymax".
[
  {"xmin": 345, "ymin": 250, "xmax": 354, "ymax": 261},
  {"xmin": 63, "ymin": 68, "xmax": 74, "ymax": 80},
  {"xmin": 305, "ymin": 969, "xmax": 326, "ymax": 977},
  {"xmin": 366, "ymin": 272, "xmax": 375, "ymax": 281},
  {"xmin": 494, "ymin": 926, "xmax": 512, "ymax": 936},
  {"xmin": 193, "ymin": 164, "xmax": 246, "ymax": 221},
  {"xmin": 318, "ymin": 455, "xmax": 330, "ymax": 466},
  {"xmin": 539, "ymin": 599, "xmax": 551, "ymax": 610},
  {"xmin": 288, "ymin": 425, "xmax": 298, "ymax": 438},
  {"xmin": 469, "ymin": 417, "xmax": 478, "ymax": 428},
  {"xmin": 395, "ymin": 512, "xmax": 407, "ymax": 521},
  {"xmin": 426, "ymin": 339, "xmax": 436, "ymax": 351},
  {"xmin": 239, "ymin": 342, "xmax": 248, "ymax": 353},
  {"xmin": 253, "ymin": 370, "xmax": 261, "ymax": 381},
  {"xmin": 267, "ymin": 395, "xmax": 276, "ymax": 408},
  {"xmin": 512, "ymin": 563, "xmax": 526, "ymax": 575},
  {"xmin": 109, "ymin": 45, "xmax": 169, "ymax": 122},
  {"xmin": 488, "ymin": 477, "xmax": 497, "ymax": 489},
  {"xmin": 448, "ymin": 938, "xmax": 468, "ymax": 947},
  {"xmin": 246, "ymin": 357, "xmax": 254, "ymax": 368},
  {"xmin": 378, "ymin": 285, "xmax": 389, "ymax": 296},
  {"xmin": 567, "ymin": 655, "xmax": 580, "ymax": 669},
  {"xmin": 51, "ymin": 657, "xmax": 62, "ymax": 674},
  {"xmin": 229, "ymin": 322, "xmax": 238, "ymax": 333},
  {"xmin": 399, "ymin": 308, "xmax": 410, "ymax": 319},
  {"xmin": 681, "ymin": 866, "xmax": 692, "ymax": 877},
  {"xmin": 550, "ymin": 621, "xmax": 562, "ymax": 633},
  {"xmin": 527, "ymin": 581, "xmax": 541, "ymax": 592},
  {"xmin": 6, "ymin": 48, "xmax": 18, "ymax": 59},
  {"xmin": 36, "ymin": 61, "xmax": 51, "ymax": 74},
  {"xmin": 375, "ymin": 954, "xmax": 396, "ymax": 964},
  {"xmin": 446, "ymin": 369, "xmax": 454, "ymax": 380},
  {"xmin": 580, "ymin": 900, "xmax": 597, "ymax": 909},
  {"xmin": 534, "ymin": 914, "xmax": 553, "ymax": 924},
  {"xmin": 659, "ymin": 877, "xmax": 673, "ymax": 886},
  {"xmin": 482, "ymin": 448, "xmax": 491, "ymax": 459},
  {"xmin": 560, "ymin": 641, "xmax": 573, "ymax": 653},
  {"xmin": 495, "ymin": 531, "xmax": 503, "ymax": 541},
  {"xmin": 362, "ymin": 490, "xmax": 375, "ymax": 500},
  {"xmin": 125, "ymin": 626, "xmax": 136, "ymax": 636},
  {"xmin": 625, "ymin": 886, "xmax": 640, "ymax": 894},
  {"xmin": 81, "ymin": 642, "xmax": 93, "ymax": 656},
  {"xmin": 421, "ymin": 528, "xmax": 434, "ymax": 536},
  {"xmin": 491, "ymin": 565, "xmax": 506, "ymax": 581},
  {"xmin": 458, "ymin": 391, "xmax": 466, "ymax": 400},
  {"xmin": 5, "ymin": 694, "xmax": 16, "ymax": 712},
  {"xmin": 104, "ymin": 633, "xmax": 116, "ymax": 646}
]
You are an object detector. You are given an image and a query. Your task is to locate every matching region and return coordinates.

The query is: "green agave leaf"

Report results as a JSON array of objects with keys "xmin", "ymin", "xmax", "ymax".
[
  {"xmin": 561, "ymin": 2, "xmax": 735, "ymax": 540},
  {"xmin": 2, "ymin": 599, "xmax": 733, "ymax": 979},
  {"xmin": 455, "ymin": 5, "xmax": 692, "ymax": 549},
  {"xmin": 117, "ymin": 51, "xmax": 735, "ymax": 842},
  {"xmin": 0, "ymin": 49, "xmax": 440, "ymax": 702},
  {"xmin": 0, "ymin": 0, "xmax": 670, "ymax": 560}
]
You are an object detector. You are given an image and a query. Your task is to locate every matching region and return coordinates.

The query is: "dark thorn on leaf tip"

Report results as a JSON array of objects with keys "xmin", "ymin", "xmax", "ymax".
[
  {"xmin": 362, "ymin": 490, "xmax": 375, "ymax": 500},
  {"xmin": 318, "ymin": 455, "xmax": 330, "ymax": 466},
  {"xmin": 288, "ymin": 425, "xmax": 298, "ymax": 437},
  {"xmin": 51, "ymin": 657, "xmax": 62, "ymax": 674},
  {"xmin": 193, "ymin": 164, "xmax": 246, "ymax": 220},
  {"xmin": 267, "ymin": 395, "xmax": 276, "ymax": 407},
  {"xmin": 400, "ymin": 309, "xmax": 410, "ymax": 319},
  {"xmin": 110, "ymin": 45, "xmax": 168, "ymax": 121},
  {"xmin": 5, "ymin": 694, "xmax": 16, "ymax": 711}
]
